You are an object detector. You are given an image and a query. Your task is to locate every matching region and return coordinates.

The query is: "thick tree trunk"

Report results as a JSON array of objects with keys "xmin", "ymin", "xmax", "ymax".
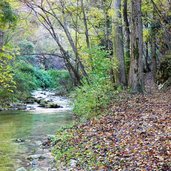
[
  {"xmin": 112, "ymin": 0, "xmax": 127, "ymax": 86},
  {"xmin": 123, "ymin": 0, "xmax": 130, "ymax": 71},
  {"xmin": 128, "ymin": 0, "xmax": 144, "ymax": 93}
]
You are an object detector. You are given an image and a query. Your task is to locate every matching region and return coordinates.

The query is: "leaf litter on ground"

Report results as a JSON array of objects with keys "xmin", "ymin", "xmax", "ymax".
[{"xmin": 53, "ymin": 88, "xmax": 171, "ymax": 171}]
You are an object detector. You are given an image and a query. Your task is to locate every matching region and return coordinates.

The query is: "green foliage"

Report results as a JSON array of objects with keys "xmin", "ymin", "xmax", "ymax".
[
  {"xmin": 0, "ymin": 0, "xmax": 17, "ymax": 29},
  {"xmin": 143, "ymin": 28, "xmax": 150, "ymax": 43},
  {"xmin": 73, "ymin": 80, "xmax": 114, "ymax": 118},
  {"xmin": 156, "ymin": 50, "xmax": 171, "ymax": 88},
  {"xmin": 0, "ymin": 46, "xmax": 16, "ymax": 105},
  {"xmin": 18, "ymin": 40, "xmax": 35, "ymax": 55},
  {"xmin": 73, "ymin": 47, "xmax": 115, "ymax": 118},
  {"xmin": 87, "ymin": 46, "xmax": 111, "ymax": 77},
  {"xmin": 12, "ymin": 59, "xmax": 71, "ymax": 101},
  {"xmin": 17, "ymin": 40, "xmax": 37, "ymax": 64},
  {"xmin": 48, "ymin": 69, "xmax": 72, "ymax": 92},
  {"xmin": 13, "ymin": 61, "xmax": 40, "ymax": 100},
  {"xmin": 14, "ymin": 64, "xmax": 39, "ymax": 95},
  {"xmin": 34, "ymin": 68, "xmax": 52, "ymax": 88}
]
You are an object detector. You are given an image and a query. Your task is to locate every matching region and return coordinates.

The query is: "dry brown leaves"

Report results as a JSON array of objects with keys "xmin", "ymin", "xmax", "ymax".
[{"xmin": 55, "ymin": 89, "xmax": 171, "ymax": 171}]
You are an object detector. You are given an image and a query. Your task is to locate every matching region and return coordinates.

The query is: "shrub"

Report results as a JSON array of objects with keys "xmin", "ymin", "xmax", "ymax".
[
  {"xmin": 48, "ymin": 69, "xmax": 72, "ymax": 92},
  {"xmin": 73, "ymin": 79, "xmax": 114, "ymax": 118},
  {"xmin": 0, "ymin": 50, "xmax": 16, "ymax": 105},
  {"xmin": 13, "ymin": 62, "xmax": 39, "ymax": 100},
  {"xmin": 12, "ymin": 60, "xmax": 72, "ymax": 101},
  {"xmin": 72, "ymin": 46, "xmax": 117, "ymax": 118},
  {"xmin": 34, "ymin": 68, "xmax": 52, "ymax": 88}
]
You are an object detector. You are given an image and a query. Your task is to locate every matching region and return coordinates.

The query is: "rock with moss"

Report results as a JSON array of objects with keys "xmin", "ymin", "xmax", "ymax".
[
  {"xmin": 24, "ymin": 97, "xmax": 36, "ymax": 104},
  {"xmin": 38, "ymin": 99, "xmax": 61, "ymax": 108},
  {"xmin": 46, "ymin": 102, "xmax": 61, "ymax": 108},
  {"xmin": 38, "ymin": 99, "xmax": 47, "ymax": 107}
]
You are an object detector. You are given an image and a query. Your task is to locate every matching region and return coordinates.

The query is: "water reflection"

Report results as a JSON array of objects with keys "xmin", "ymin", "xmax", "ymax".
[{"xmin": 0, "ymin": 110, "xmax": 73, "ymax": 171}]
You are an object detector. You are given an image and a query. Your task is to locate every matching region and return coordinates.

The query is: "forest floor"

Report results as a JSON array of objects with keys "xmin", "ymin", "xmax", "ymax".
[{"xmin": 53, "ymin": 74, "xmax": 171, "ymax": 171}]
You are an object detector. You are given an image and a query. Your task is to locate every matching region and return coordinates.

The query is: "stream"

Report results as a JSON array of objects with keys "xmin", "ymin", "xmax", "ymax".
[{"xmin": 0, "ymin": 90, "xmax": 73, "ymax": 171}]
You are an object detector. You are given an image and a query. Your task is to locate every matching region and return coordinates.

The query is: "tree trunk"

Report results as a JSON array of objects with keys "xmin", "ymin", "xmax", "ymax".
[
  {"xmin": 80, "ymin": 0, "xmax": 90, "ymax": 49},
  {"xmin": 0, "ymin": 30, "xmax": 4, "ymax": 50},
  {"xmin": 123, "ymin": 0, "xmax": 130, "ymax": 73},
  {"xmin": 151, "ymin": 37, "xmax": 157, "ymax": 81},
  {"xmin": 46, "ymin": 0, "xmax": 89, "ymax": 79},
  {"xmin": 112, "ymin": 0, "xmax": 127, "ymax": 86},
  {"xmin": 102, "ymin": 0, "xmax": 111, "ymax": 50},
  {"xmin": 128, "ymin": 0, "xmax": 144, "ymax": 93}
]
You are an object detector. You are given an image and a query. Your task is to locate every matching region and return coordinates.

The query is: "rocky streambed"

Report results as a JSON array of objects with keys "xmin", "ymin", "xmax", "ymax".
[
  {"xmin": 0, "ymin": 90, "xmax": 72, "ymax": 112},
  {"xmin": 0, "ymin": 90, "xmax": 73, "ymax": 171}
]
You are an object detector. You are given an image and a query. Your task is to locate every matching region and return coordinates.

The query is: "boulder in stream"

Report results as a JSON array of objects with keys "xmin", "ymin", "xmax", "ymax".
[
  {"xmin": 27, "ymin": 154, "xmax": 46, "ymax": 161},
  {"xmin": 38, "ymin": 99, "xmax": 62, "ymax": 108},
  {"xmin": 38, "ymin": 99, "xmax": 47, "ymax": 107},
  {"xmin": 10, "ymin": 103, "xmax": 27, "ymax": 110},
  {"xmin": 15, "ymin": 138, "xmax": 25, "ymax": 143},
  {"xmin": 0, "ymin": 107, "xmax": 4, "ymax": 111},
  {"xmin": 24, "ymin": 97, "xmax": 36, "ymax": 104},
  {"xmin": 46, "ymin": 102, "xmax": 61, "ymax": 108}
]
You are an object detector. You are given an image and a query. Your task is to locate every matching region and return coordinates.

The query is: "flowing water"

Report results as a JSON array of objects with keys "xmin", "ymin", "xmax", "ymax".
[{"xmin": 0, "ymin": 92, "xmax": 73, "ymax": 171}]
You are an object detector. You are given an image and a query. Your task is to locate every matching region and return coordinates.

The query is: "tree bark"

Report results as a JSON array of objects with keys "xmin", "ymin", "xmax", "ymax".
[
  {"xmin": 144, "ymin": 41, "xmax": 150, "ymax": 72},
  {"xmin": 123, "ymin": 0, "xmax": 130, "ymax": 73},
  {"xmin": 80, "ymin": 0, "xmax": 90, "ymax": 49},
  {"xmin": 151, "ymin": 35, "xmax": 157, "ymax": 81},
  {"xmin": 0, "ymin": 30, "xmax": 4, "ymax": 50},
  {"xmin": 112, "ymin": 0, "xmax": 127, "ymax": 86},
  {"xmin": 128, "ymin": 0, "xmax": 144, "ymax": 93},
  {"xmin": 102, "ymin": 0, "xmax": 111, "ymax": 50}
]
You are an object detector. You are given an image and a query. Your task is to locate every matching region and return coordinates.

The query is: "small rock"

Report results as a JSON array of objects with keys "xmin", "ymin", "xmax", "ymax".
[
  {"xmin": 38, "ymin": 155, "xmax": 46, "ymax": 160},
  {"xmin": 27, "ymin": 154, "xmax": 46, "ymax": 161},
  {"xmin": 35, "ymin": 140, "xmax": 42, "ymax": 146},
  {"xmin": 11, "ymin": 103, "xmax": 27, "ymax": 110},
  {"xmin": 27, "ymin": 156, "xmax": 34, "ymax": 161},
  {"xmin": 31, "ymin": 159, "xmax": 37, "ymax": 166},
  {"xmin": 25, "ymin": 97, "xmax": 36, "ymax": 104},
  {"xmin": 15, "ymin": 138, "xmax": 25, "ymax": 143},
  {"xmin": 70, "ymin": 159, "xmax": 77, "ymax": 167},
  {"xmin": 38, "ymin": 99, "xmax": 47, "ymax": 107},
  {"xmin": 35, "ymin": 98, "xmax": 42, "ymax": 104},
  {"xmin": 50, "ymin": 168, "xmax": 57, "ymax": 171},
  {"xmin": 27, "ymin": 106, "xmax": 36, "ymax": 110},
  {"xmin": 31, "ymin": 168, "xmax": 42, "ymax": 171},
  {"xmin": 0, "ymin": 108, "xmax": 4, "ymax": 111},
  {"xmin": 16, "ymin": 167, "xmax": 27, "ymax": 171},
  {"xmin": 46, "ymin": 102, "xmax": 61, "ymax": 108},
  {"xmin": 42, "ymin": 140, "xmax": 51, "ymax": 147},
  {"xmin": 27, "ymin": 154, "xmax": 39, "ymax": 160}
]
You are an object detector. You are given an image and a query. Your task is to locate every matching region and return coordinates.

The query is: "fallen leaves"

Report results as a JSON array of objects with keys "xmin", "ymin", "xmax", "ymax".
[{"xmin": 53, "ymin": 89, "xmax": 171, "ymax": 170}]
